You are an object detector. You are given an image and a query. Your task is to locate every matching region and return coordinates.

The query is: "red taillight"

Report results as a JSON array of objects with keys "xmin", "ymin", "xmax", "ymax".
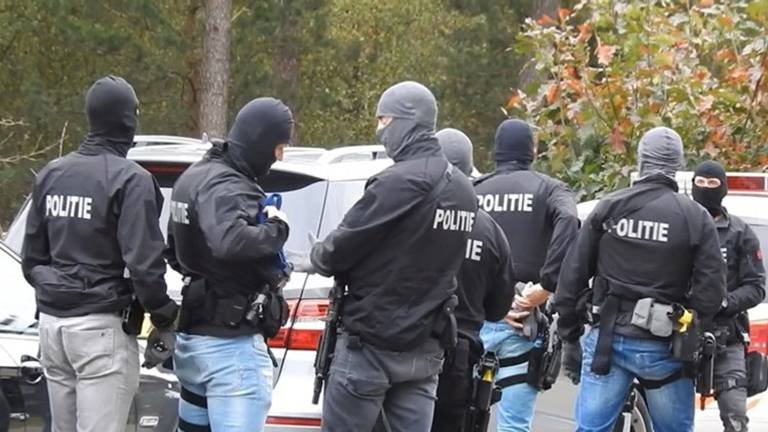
[
  {"xmin": 139, "ymin": 163, "xmax": 189, "ymax": 174},
  {"xmin": 750, "ymin": 320, "xmax": 768, "ymax": 356},
  {"xmin": 267, "ymin": 298, "xmax": 328, "ymax": 351},
  {"xmin": 266, "ymin": 416, "xmax": 322, "ymax": 426},
  {"xmin": 727, "ymin": 175, "xmax": 767, "ymax": 192}
]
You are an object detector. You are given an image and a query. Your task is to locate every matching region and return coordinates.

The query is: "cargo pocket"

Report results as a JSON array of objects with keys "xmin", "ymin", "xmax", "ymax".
[{"xmin": 63, "ymin": 328, "xmax": 115, "ymax": 377}]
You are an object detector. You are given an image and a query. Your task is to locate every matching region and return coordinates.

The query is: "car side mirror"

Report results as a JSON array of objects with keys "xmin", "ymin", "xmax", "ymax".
[{"xmin": 19, "ymin": 355, "xmax": 43, "ymax": 385}]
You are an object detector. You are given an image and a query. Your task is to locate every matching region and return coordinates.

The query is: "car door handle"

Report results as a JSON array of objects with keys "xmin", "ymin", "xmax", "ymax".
[{"xmin": 19, "ymin": 354, "xmax": 44, "ymax": 385}]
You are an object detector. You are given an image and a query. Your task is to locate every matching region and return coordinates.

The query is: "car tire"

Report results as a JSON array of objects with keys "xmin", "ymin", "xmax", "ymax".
[{"xmin": 0, "ymin": 390, "xmax": 9, "ymax": 432}]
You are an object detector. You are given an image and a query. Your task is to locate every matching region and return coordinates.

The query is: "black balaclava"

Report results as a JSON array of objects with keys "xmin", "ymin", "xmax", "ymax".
[
  {"xmin": 80, "ymin": 75, "xmax": 139, "ymax": 157},
  {"xmin": 436, "ymin": 128, "xmax": 474, "ymax": 176},
  {"xmin": 494, "ymin": 119, "xmax": 534, "ymax": 167},
  {"xmin": 375, "ymin": 81, "xmax": 438, "ymax": 161},
  {"xmin": 637, "ymin": 127, "xmax": 684, "ymax": 180},
  {"xmin": 692, "ymin": 160, "xmax": 728, "ymax": 216},
  {"xmin": 226, "ymin": 97, "xmax": 294, "ymax": 178}
]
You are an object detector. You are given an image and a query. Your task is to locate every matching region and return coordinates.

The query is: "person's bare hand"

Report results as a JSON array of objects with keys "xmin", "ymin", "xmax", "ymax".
[{"xmin": 504, "ymin": 309, "xmax": 531, "ymax": 329}]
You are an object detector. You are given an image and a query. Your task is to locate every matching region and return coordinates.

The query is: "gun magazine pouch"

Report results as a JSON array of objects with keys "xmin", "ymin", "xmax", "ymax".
[{"xmin": 746, "ymin": 351, "xmax": 768, "ymax": 397}]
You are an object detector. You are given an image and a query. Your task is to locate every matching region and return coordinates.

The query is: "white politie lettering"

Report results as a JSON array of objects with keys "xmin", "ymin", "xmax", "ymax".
[
  {"xmin": 433, "ymin": 209, "xmax": 475, "ymax": 232},
  {"xmin": 477, "ymin": 193, "xmax": 534, "ymax": 213},
  {"xmin": 612, "ymin": 218, "xmax": 669, "ymax": 242},
  {"xmin": 45, "ymin": 195, "xmax": 93, "ymax": 220},
  {"xmin": 170, "ymin": 200, "xmax": 190, "ymax": 225},
  {"xmin": 465, "ymin": 239, "xmax": 483, "ymax": 262}
]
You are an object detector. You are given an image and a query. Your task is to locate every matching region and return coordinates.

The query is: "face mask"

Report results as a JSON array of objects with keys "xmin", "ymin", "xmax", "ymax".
[{"xmin": 692, "ymin": 184, "xmax": 726, "ymax": 216}]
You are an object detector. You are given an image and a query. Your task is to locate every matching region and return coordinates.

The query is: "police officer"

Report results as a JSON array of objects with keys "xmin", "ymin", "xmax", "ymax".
[
  {"xmin": 692, "ymin": 160, "xmax": 765, "ymax": 432},
  {"xmin": 473, "ymin": 119, "xmax": 579, "ymax": 431},
  {"xmin": 165, "ymin": 98, "xmax": 293, "ymax": 432},
  {"xmin": 430, "ymin": 128, "xmax": 516, "ymax": 432},
  {"xmin": 306, "ymin": 82, "xmax": 477, "ymax": 432},
  {"xmin": 21, "ymin": 75, "xmax": 178, "ymax": 432},
  {"xmin": 556, "ymin": 127, "xmax": 726, "ymax": 432}
]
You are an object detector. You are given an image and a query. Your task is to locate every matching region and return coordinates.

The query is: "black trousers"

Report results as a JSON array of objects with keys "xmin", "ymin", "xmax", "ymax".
[{"xmin": 431, "ymin": 338, "xmax": 481, "ymax": 432}]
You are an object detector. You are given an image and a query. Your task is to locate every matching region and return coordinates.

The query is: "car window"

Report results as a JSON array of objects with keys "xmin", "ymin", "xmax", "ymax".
[
  {"xmin": 0, "ymin": 246, "xmax": 37, "ymax": 334},
  {"xmin": 318, "ymin": 180, "xmax": 367, "ymax": 240}
]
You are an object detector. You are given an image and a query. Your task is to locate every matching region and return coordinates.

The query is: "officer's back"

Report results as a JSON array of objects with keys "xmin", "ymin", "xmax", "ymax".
[{"xmin": 474, "ymin": 119, "xmax": 578, "ymax": 290}]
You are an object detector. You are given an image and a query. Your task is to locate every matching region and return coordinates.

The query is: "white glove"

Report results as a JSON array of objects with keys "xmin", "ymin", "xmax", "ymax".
[{"xmin": 265, "ymin": 205, "xmax": 289, "ymax": 225}]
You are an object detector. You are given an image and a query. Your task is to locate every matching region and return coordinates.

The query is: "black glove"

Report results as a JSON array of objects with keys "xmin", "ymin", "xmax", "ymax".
[
  {"xmin": 562, "ymin": 341, "xmax": 582, "ymax": 385},
  {"xmin": 142, "ymin": 327, "xmax": 176, "ymax": 369}
]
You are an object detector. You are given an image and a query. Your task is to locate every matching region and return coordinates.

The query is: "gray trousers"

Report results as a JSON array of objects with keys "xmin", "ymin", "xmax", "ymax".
[
  {"xmin": 321, "ymin": 334, "xmax": 444, "ymax": 432},
  {"xmin": 715, "ymin": 343, "xmax": 749, "ymax": 432},
  {"xmin": 39, "ymin": 313, "xmax": 139, "ymax": 432}
]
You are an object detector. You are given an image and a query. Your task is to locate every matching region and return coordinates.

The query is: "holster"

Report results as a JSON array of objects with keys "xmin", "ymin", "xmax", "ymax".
[
  {"xmin": 121, "ymin": 297, "xmax": 145, "ymax": 336},
  {"xmin": 433, "ymin": 295, "xmax": 459, "ymax": 350},
  {"xmin": 245, "ymin": 287, "xmax": 289, "ymax": 338},
  {"xmin": 671, "ymin": 311, "xmax": 700, "ymax": 363}
]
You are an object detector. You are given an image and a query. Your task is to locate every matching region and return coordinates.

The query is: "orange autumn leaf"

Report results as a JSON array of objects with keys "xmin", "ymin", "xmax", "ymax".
[
  {"xmin": 562, "ymin": 65, "xmax": 579, "ymax": 79},
  {"xmin": 545, "ymin": 83, "xmax": 560, "ymax": 104},
  {"xmin": 610, "ymin": 126, "xmax": 626, "ymax": 154},
  {"xmin": 718, "ymin": 15, "xmax": 734, "ymax": 27},
  {"xmin": 596, "ymin": 44, "xmax": 616, "ymax": 66},
  {"xmin": 701, "ymin": 0, "xmax": 714, "ymax": 6},
  {"xmin": 704, "ymin": 141, "xmax": 720, "ymax": 157},
  {"xmin": 696, "ymin": 95, "xmax": 715, "ymax": 113},
  {"xmin": 715, "ymin": 48, "xmax": 736, "ymax": 62},
  {"xmin": 693, "ymin": 69, "xmax": 710, "ymax": 82},
  {"xmin": 506, "ymin": 90, "xmax": 524, "ymax": 109},
  {"xmin": 537, "ymin": 14, "xmax": 557, "ymax": 26},
  {"xmin": 558, "ymin": 8, "xmax": 571, "ymax": 21},
  {"xmin": 565, "ymin": 79, "xmax": 582, "ymax": 94},
  {"xmin": 577, "ymin": 23, "xmax": 592, "ymax": 43},
  {"xmin": 727, "ymin": 66, "xmax": 750, "ymax": 84}
]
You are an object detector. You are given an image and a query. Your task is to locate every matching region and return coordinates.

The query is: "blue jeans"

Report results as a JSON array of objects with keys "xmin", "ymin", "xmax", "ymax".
[
  {"xmin": 174, "ymin": 334, "xmax": 273, "ymax": 432},
  {"xmin": 480, "ymin": 321, "xmax": 540, "ymax": 432},
  {"xmin": 576, "ymin": 328, "xmax": 694, "ymax": 432}
]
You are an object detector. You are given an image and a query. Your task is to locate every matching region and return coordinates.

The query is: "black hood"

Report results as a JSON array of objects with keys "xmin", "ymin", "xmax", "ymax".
[
  {"xmin": 494, "ymin": 119, "xmax": 534, "ymax": 167},
  {"xmin": 79, "ymin": 75, "xmax": 139, "ymax": 158},
  {"xmin": 692, "ymin": 160, "xmax": 728, "ymax": 216},
  {"xmin": 226, "ymin": 97, "xmax": 293, "ymax": 178}
]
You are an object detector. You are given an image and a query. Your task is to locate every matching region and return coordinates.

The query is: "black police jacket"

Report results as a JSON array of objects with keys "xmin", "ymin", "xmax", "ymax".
[
  {"xmin": 455, "ymin": 209, "xmax": 517, "ymax": 338},
  {"xmin": 714, "ymin": 209, "xmax": 766, "ymax": 343},
  {"xmin": 310, "ymin": 138, "xmax": 478, "ymax": 352},
  {"xmin": 474, "ymin": 162, "xmax": 579, "ymax": 292},
  {"xmin": 556, "ymin": 175, "xmax": 726, "ymax": 342},
  {"xmin": 21, "ymin": 142, "xmax": 177, "ymax": 327},
  {"xmin": 166, "ymin": 146, "xmax": 289, "ymax": 337}
]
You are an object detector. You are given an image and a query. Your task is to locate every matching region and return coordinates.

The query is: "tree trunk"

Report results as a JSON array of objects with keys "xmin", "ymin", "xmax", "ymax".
[
  {"xmin": 181, "ymin": 0, "xmax": 202, "ymax": 137},
  {"xmin": 200, "ymin": 0, "xmax": 231, "ymax": 139},
  {"xmin": 272, "ymin": 12, "xmax": 300, "ymax": 143},
  {"xmin": 518, "ymin": 0, "xmax": 561, "ymax": 91}
]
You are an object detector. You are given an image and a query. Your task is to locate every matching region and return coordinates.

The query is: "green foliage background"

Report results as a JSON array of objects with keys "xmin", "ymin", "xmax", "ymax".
[{"xmin": 1, "ymin": 0, "xmax": 767, "ymax": 228}]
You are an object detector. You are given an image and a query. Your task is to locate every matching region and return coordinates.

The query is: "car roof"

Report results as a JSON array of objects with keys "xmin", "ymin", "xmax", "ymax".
[
  {"xmin": 127, "ymin": 143, "xmax": 393, "ymax": 182},
  {"xmin": 133, "ymin": 135, "xmax": 201, "ymax": 146}
]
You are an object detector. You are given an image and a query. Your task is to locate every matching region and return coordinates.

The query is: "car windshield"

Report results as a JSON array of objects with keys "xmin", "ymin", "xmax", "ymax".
[{"xmin": 0, "ymin": 246, "xmax": 38, "ymax": 334}]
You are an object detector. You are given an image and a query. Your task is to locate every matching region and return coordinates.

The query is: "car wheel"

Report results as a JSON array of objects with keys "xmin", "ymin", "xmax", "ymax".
[{"xmin": 612, "ymin": 387, "xmax": 653, "ymax": 432}]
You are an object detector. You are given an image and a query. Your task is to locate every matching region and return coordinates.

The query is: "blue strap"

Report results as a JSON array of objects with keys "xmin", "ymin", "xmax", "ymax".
[{"xmin": 259, "ymin": 193, "xmax": 289, "ymax": 273}]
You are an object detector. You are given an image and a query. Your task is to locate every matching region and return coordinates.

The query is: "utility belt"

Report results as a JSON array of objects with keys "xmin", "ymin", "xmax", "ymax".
[
  {"xmin": 588, "ymin": 275, "xmax": 699, "ymax": 375},
  {"xmin": 178, "ymin": 277, "xmax": 289, "ymax": 338}
]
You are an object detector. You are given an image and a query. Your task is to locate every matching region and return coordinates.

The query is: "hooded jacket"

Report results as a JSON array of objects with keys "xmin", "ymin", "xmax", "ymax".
[
  {"xmin": 166, "ymin": 98, "xmax": 292, "ymax": 337},
  {"xmin": 21, "ymin": 75, "xmax": 177, "ymax": 327},
  {"xmin": 310, "ymin": 82, "xmax": 478, "ymax": 351},
  {"xmin": 474, "ymin": 119, "xmax": 579, "ymax": 292}
]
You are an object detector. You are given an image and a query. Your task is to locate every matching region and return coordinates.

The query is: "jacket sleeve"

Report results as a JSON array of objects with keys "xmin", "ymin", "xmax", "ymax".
[
  {"xmin": 310, "ymin": 170, "xmax": 424, "ymax": 277},
  {"xmin": 555, "ymin": 212, "xmax": 601, "ymax": 343},
  {"xmin": 21, "ymin": 177, "xmax": 51, "ymax": 282},
  {"xmin": 117, "ymin": 170, "xmax": 177, "ymax": 328},
  {"xmin": 484, "ymin": 221, "xmax": 516, "ymax": 321},
  {"xmin": 539, "ymin": 181, "xmax": 580, "ymax": 292},
  {"xmin": 163, "ymin": 218, "xmax": 183, "ymax": 275},
  {"xmin": 195, "ymin": 175, "xmax": 289, "ymax": 262},
  {"xmin": 724, "ymin": 224, "xmax": 766, "ymax": 314},
  {"xmin": 688, "ymin": 210, "xmax": 727, "ymax": 321}
]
